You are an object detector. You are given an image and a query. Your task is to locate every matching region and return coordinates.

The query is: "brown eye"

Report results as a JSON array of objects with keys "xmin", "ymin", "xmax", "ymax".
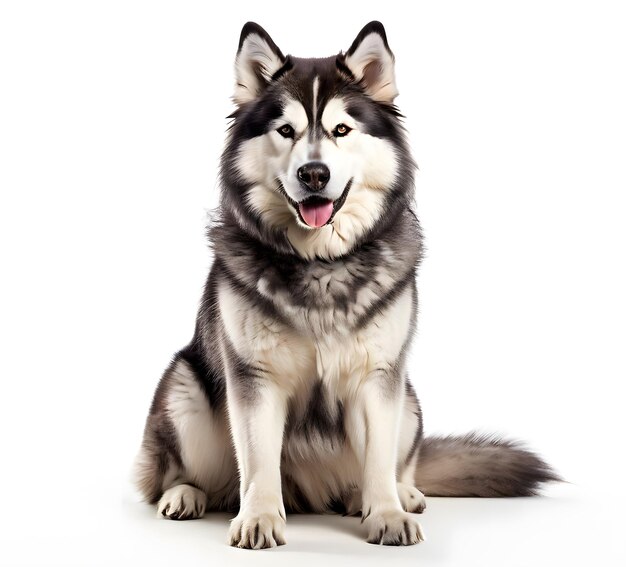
[
  {"xmin": 333, "ymin": 123, "xmax": 352, "ymax": 137},
  {"xmin": 278, "ymin": 124, "xmax": 294, "ymax": 138}
]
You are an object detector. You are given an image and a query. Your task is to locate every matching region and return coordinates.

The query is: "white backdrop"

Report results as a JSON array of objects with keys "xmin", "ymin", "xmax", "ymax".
[{"xmin": 1, "ymin": 1, "xmax": 625, "ymax": 565}]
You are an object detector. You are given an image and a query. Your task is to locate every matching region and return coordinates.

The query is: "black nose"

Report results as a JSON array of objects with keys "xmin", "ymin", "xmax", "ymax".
[{"xmin": 297, "ymin": 162, "xmax": 330, "ymax": 192}]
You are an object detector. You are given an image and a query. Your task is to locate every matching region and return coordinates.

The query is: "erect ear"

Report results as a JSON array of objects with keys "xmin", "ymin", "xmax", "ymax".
[
  {"xmin": 343, "ymin": 21, "xmax": 398, "ymax": 103},
  {"xmin": 234, "ymin": 22, "xmax": 286, "ymax": 105}
]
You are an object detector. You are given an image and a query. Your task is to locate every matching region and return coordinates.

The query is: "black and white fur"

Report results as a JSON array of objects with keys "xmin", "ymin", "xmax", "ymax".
[{"xmin": 135, "ymin": 22, "xmax": 559, "ymax": 548}]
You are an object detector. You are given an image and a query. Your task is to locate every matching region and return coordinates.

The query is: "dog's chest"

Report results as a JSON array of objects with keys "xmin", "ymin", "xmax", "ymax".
[
  {"xmin": 220, "ymin": 284, "xmax": 370, "ymax": 394},
  {"xmin": 256, "ymin": 255, "xmax": 397, "ymax": 337},
  {"xmin": 218, "ymin": 255, "xmax": 413, "ymax": 397}
]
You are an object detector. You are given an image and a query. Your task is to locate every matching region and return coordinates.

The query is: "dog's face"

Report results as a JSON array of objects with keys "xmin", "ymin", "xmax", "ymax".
[{"xmin": 221, "ymin": 22, "xmax": 414, "ymax": 259}]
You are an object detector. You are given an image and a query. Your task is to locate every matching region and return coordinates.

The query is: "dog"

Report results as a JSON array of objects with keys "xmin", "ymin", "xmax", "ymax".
[{"xmin": 134, "ymin": 21, "xmax": 558, "ymax": 548}]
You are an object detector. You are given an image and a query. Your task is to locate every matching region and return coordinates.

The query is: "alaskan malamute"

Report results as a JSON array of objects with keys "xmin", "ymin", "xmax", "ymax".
[{"xmin": 135, "ymin": 21, "xmax": 558, "ymax": 548}]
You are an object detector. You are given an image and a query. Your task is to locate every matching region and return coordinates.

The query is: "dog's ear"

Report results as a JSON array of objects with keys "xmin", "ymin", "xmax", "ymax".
[
  {"xmin": 234, "ymin": 22, "xmax": 286, "ymax": 105},
  {"xmin": 343, "ymin": 21, "xmax": 398, "ymax": 103}
]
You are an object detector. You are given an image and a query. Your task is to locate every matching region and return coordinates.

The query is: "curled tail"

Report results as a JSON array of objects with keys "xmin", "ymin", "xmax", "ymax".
[{"xmin": 415, "ymin": 433, "xmax": 561, "ymax": 497}]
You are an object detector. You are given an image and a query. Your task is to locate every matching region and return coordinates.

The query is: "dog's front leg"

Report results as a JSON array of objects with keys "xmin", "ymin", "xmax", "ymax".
[
  {"xmin": 226, "ymin": 376, "xmax": 287, "ymax": 549},
  {"xmin": 360, "ymin": 376, "xmax": 425, "ymax": 545}
]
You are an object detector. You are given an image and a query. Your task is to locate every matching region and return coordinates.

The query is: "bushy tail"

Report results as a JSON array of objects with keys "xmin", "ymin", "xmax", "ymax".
[{"xmin": 415, "ymin": 433, "xmax": 561, "ymax": 497}]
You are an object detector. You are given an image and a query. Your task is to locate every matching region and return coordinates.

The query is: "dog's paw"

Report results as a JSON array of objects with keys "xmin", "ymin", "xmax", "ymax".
[
  {"xmin": 228, "ymin": 510, "xmax": 286, "ymax": 549},
  {"xmin": 157, "ymin": 484, "xmax": 207, "ymax": 520},
  {"xmin": 364, "ymin": 509, "xmax": 425, "ymax": 546},
  {"xmin": 397, "ymin": 482, "xmax": 426, "ymax": 514}
]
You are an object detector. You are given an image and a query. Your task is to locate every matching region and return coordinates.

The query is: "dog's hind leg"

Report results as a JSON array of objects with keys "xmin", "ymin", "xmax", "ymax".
[
  {"xmin": 134, "ymin": 354, "xmax": 237, "ymax": 519},
  {"xmin": 156, "ymin": 484, "xmax": 207, "ymax": 520}
]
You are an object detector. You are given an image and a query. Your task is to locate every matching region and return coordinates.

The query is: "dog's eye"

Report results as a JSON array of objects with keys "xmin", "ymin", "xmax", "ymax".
[
  {"xmin": 277, "ymin": 124, "xmax": 295, "ymax": 138},
  {"xmin": 333, "ymin": 124, "xmax": 352, "ymax": 137}
]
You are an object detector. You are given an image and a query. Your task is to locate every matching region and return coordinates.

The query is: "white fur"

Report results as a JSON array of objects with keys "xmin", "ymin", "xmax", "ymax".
[
  {"xmin": 247, "ymin": 177, "xmax": 388, "ymax": 261},
  {"xmin": 141, "ymin": 283, "xmax": 423, "ymax": 544},
  {"xmin": 165, "ymin": 360, "xmax": 235, "ymax": 493},
  {"xmin": 364, "ymin": 509, "xmax": 425, "ymax": 545},
  {"xmin": 236, "ymin": 99, "xmax": 308, "ymax": 189},
  {"xmin": 397, "ymin": 482, "xmax": 426, "ymax": 513},
  {"xmin": 320, "ymin": 97, "xmax": 359, "ymax": 132},
  {"xmin": 279, "ymin": 98, "xmax": 309, "ymax": 134},
  {"xmin": 312, "ymin": 76, "xmax": 319, "ymax": 124},
  {"xmin": 234, "ymin": 33, "xmax": 284, "ymax": 105},
  {"xmin": 285, "ymin": 183, "xmax": 385, "ymax": 259},
  {"xmin": 228, "ymin": 494, "xmax": 286, "ymax": 549},
  {"xmin": 246, "ymin": 183, "xmax": 296, "ymax": 233},
  {"xmin": 223, "ymin": 370, "xmax": 289, "ymax": 547},
  {"xmin": 321, "ymin": 97, "xmax": 398, "ymax": 189},
  {"xmin": 158, "ymin": 484, "xmax": 207, "ymax": 520},
  {"xmin": 281, "ymin": 97, "xmax": 399, "ymax": 204},
  {"xmin": 344, "ymin": 33, "xmax": 398, "ymax": 103},
  {"xmin": 217, "ymin": 277, "xmax": 416, "ymax": 518},
  {"xmin": 359, "ymin": 379, "xmax": 404, "ymax": 512},
  {"xmin": 139, "ymin": 24, "xmax": 429, "ymax": 550},
  {"xmin": 235, "ymin": 137, "xmax": 266, "ymax": 184},
  {"xmin": 237, "ymin": 94, "xmax": 398, "ymax": 260},
  {"xmin": 218, "ymin": 281, "xmax": 315, "ymax": 385}
]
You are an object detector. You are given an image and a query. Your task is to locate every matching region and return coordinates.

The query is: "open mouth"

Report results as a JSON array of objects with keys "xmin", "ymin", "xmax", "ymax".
[
  {"xmin": 282, "ymin": 179, "xmax": 353, "ymax": 229},
  {"xmin": 297, "ymin": 197, "xmax": 334, "ymax": 228}
]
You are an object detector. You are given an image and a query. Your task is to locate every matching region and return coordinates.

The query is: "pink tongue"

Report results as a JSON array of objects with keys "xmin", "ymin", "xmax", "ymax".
[{"xmin": 298, "ymin": 200, "xmax": 334, "ymax": 228}]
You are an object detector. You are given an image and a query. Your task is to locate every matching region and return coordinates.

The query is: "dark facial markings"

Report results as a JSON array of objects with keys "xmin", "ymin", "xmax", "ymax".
[
  {"xmin": 277, "ymin": 57, "xmax": 401, "ymax": 147},
  {"xmin": 231, "ymin": 42, "xmax": 403, "ymax": 149},
  {"xmin": 235, "ymin": 55, "xmax": 392, "ymax": 147},
  {"xmin": 278, "ymin": 57, "xmax": 356, "ymax": 144},
  {"xmin": 221, "ymin": 46, "xmax": 415, "ymax": 257}
]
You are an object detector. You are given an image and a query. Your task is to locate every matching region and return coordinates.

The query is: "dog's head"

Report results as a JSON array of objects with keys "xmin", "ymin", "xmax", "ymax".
[{"xmin": 220, "ymin": 22, "xmax": 415, "ymax": 259}]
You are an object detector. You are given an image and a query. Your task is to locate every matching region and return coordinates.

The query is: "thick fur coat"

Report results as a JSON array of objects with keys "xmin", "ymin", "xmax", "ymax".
[{"xmin": 135, "ymin": 21, "xmax": 558, "ymax": 548}]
